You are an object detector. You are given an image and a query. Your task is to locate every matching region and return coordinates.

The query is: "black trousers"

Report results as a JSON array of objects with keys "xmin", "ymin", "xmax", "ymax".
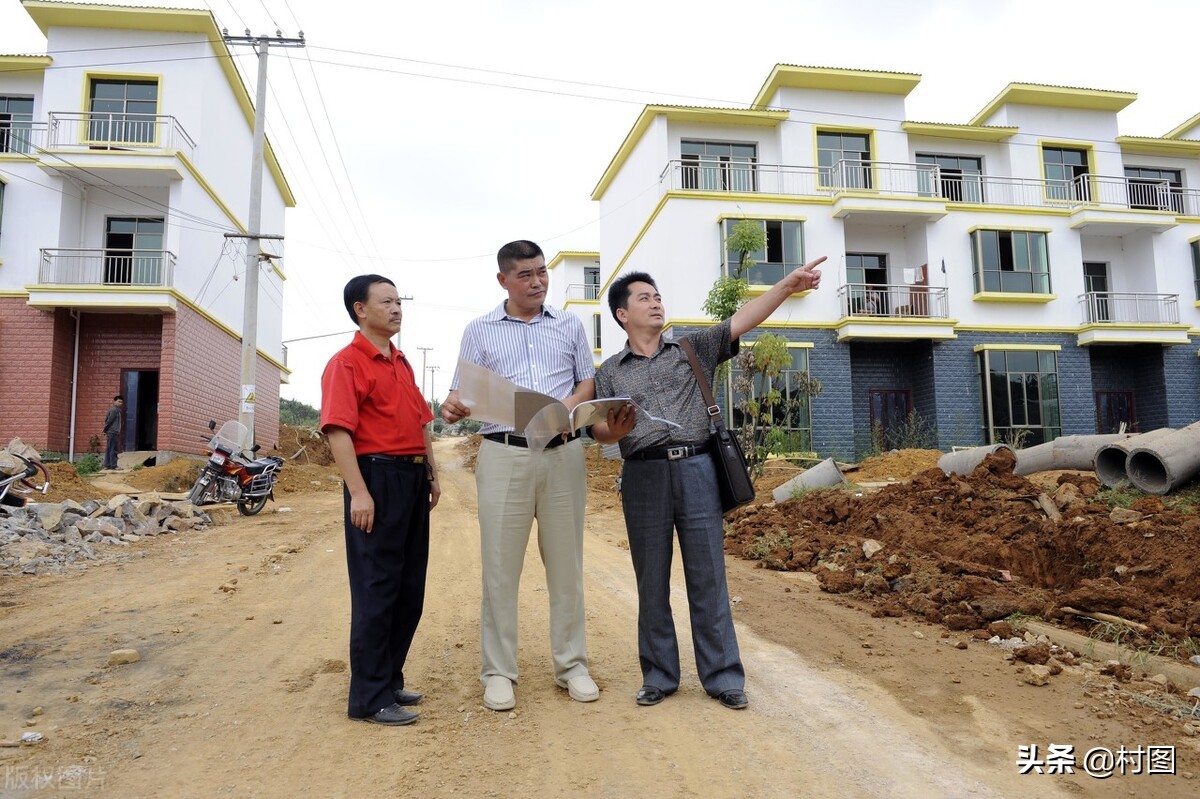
[{"xmin": 344, "ymin": 458, "xmax": 430, "ymax": 717}]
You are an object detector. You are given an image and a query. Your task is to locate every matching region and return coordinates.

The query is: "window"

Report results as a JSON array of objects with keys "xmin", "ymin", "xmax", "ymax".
[
  {"xmin": 978, "ymin": 349, "xmax": 1062, "ymax": 446},
  {"xmin": 1124, "ymin": 166, "xmax": 1183, "ymax": 213},
  {"xmin": 584, "ymin": 266, "xmax": 599, "ymax": 301},
  {"xmin": 846, "ymin": 253, "xmax": 888, "ymax": 314},
  {"xmin": 681, "ymin": 140, "xmax": 756, "ymax": 192},
  {"xmin": 1192, "ymin": 241, "xmax": 1200, "ymax": 301},
  {"xmin": 721, "ymin": 218, "xmax": 803, "ymax": 284},
  {"xmin": 89, "ymin": 79, "xmax": 158, "ymax": 144},
  {"xmin": 591, "ymin": 313, "xmax": 601, "ymax": 350},
  {"xmin": 0, "ymin": 180, "xmax": 5, "ymax": 242},
  {"xmin": 970, "ymin": 229, "xmax": 1051, "ymax": 294},
  {"xmin": 915, "ymin": 153, "xmax": 982, "ymax": 202},
  {"xmin": 1096, "ymin": 391, "xmax": 1136, "ymax": 434},
  {"xmin": 0, "ymin": 95, "xmax": 34, "ymax": 154},
  {"xmin": 104, "ymin": 217, "xmax": 164, "ymax": 284},
  {"xmin": 731, "ymin": 344, "xmax": 813, "ymax": 451},
  {"xmin": 818, "ymin": 131, "xmax": 870, "ymax": 188},
  {"xmin": 1042, "ymin": 146, "xmax": 1089, "ymax": 202}
]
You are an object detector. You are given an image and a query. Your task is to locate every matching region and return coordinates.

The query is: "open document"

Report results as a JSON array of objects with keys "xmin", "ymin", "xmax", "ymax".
[{"xmin": 455, "ymin": 359, "xmax": 675, "ymax": 452}]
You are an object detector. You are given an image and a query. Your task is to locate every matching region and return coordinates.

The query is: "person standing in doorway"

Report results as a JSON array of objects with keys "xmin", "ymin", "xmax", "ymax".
[
  {"xmin": 321, "ymin": 274, "xmax": 441, "ymax": 727},
  {"xmin": 440, "ymin": 239, "xmax": 599, "ymax": 712},
  {"xmin": 103, "ymin": 395, "xmax": 124, "ymax": 470}
]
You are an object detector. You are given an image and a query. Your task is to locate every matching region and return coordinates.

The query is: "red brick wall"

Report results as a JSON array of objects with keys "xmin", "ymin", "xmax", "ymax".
[
  {"xmin": 75, "ymin": 313, "xmax": 163, "ymax": 453},
  {"xmin": 0, "ymin": 299, "xmax": 61, "ymax": 448},
  {"xmin": 0, "ymin": 299, "xmax": 281, "ymax": 455},
  {"xmin": 160, "ymin": 304, "xmax": 280, "ymax": 454}
]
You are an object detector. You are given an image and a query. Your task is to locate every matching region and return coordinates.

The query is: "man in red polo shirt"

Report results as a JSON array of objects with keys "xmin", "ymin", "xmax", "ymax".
[{"xmin": 321, "ymin": 274, "xmax": 440, "ymax": 726}]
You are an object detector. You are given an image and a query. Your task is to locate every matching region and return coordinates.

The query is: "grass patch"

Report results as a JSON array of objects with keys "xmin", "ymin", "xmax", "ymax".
[{"xmin": 73, "ymin": 452, "xmax": 102, "ymax": 476}]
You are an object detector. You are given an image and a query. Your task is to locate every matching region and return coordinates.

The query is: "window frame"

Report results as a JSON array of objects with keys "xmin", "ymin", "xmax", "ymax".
[
  {"xmin": 978, "ymin": 348, "xmax": 1063, "ymax": 446},
  {"xmin": 721, "ymin": 217, "xmax": 804, "ymax": 285},
  {"xmin": 915, "ymin": 152, "xmax": 983, "ymax": 202},
  {"xmin": 817, "ymin": 129, "xmax": 872, "ymax": 189},
  {"xmin": 0, "ymin": 95, "xmax": 35, "ymax": 155},
  {"xmin": 680, "ymin": 139, "xmax": 757, "ymax": 192},
  {"xmin": 84, "ymin": 73, "xmax": 161, "ymax": 146},
  {"xmin": 970, "ymin": 229, "xmax": 1052, "ymax": 294},
  {"xmin": 1041, "ymin": 144, "xmax": 1092, "ymax": 202},
  {"xmin": 728, "ymin": 342, "xmax": 814, "ymax": 452},
  {"xmin": 1191, "ymin": 240, "xmax": 1200, "ymax": 301}
]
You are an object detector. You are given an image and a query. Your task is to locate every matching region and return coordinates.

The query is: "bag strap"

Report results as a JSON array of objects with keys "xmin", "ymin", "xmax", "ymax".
[{"xmin": 679, "ymin": 338, "xmax": 723, "ymax": 432}]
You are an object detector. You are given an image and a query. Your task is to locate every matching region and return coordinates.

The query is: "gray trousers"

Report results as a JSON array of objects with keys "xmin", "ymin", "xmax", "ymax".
[{"xmin": 620, "ymin": 453, "xmax": 744, "ymax": 696}]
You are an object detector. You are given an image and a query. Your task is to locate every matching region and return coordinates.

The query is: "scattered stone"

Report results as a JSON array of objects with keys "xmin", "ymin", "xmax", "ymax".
[
  {"xmin": 1181, "ymin": 724, "xmax": 1197, "ymax": 738},
  {"xmin": 1020, "ymin": 665, "xmax": 1052, "ymax": 686},
  {"xmin": 1109, "ymin": 507, "xmax": 1143, "ymax": 524},
  {"xmin": 31, "ymin": 706, "xmax": 43, "ymax": 716},
  {"xmin": 272, "ymin": 618, "xmax": 283, "ymax": 624},
  {"xmin": 1146, "ymin": 673, "xmax": 1169, "ymax": 687},
  {"xmin": 861, "ymin": 539, "xmax": 883, "ymax": 559},
  {"xmin": 20, "ymin": 732, "xmax": 45, "ymax": 744},
  {"xmin": 955, "ymin": 641, "xmax": 968, "ymax": 650},
  {"xmin": 912, "ymin": 630, "xmax": 925, "ymax": 639},
  {"xmin": 219, "ymin": 581, "xmax": 238, "ymax": 593},
  {"xmin": 107, "ymin": 649, "xmax": 141, "ymax": 666}
]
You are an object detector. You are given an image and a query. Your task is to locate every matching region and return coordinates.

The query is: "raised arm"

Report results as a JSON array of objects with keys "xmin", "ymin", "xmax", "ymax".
[{"xmin": 730, "ymin": 256, "xmax": 826, "ymax": 340}]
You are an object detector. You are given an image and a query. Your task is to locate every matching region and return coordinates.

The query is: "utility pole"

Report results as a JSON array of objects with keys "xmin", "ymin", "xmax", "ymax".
[
  {"xmin": 427, "ymin": 366, "xmax": 440, "ymax": 403},
  {"xmin": 416, "ymin": 346, "xmax": 433, "ymax": 398},
  {"xmin": 223, "ymin": 28, "xmax": 305, "ymax": 447}
]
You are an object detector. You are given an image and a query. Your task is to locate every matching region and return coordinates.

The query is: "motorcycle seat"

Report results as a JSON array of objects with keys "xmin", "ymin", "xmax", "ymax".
[{"xmin": 244, "ymin": 457, "xmax": 282, "ymax": 474}]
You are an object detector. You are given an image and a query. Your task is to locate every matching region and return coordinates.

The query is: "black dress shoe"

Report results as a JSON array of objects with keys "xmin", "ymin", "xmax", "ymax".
[
  {"xmin": 350, "ymin": 702, "xmax": 418, "ymax": 726},
  {"xmin": 715, "ymin": 689, "xmax": 748, "ymax": 710},
  {"xmin": 635, "ymin": 686, "xmax": 666, "ymax": 706},
  {"xmin": 393, "ymin": 688, "xmax": 423, "ymax": 706}
]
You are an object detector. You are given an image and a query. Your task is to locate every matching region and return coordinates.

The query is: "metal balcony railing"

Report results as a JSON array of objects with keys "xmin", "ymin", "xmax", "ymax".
[
  {"xmin": 1078, "ymin": 292, "xmax": 1179, "ymax": 324},
  {"xmin": 39, "ymin": 248, "xmax": 176, "ymax": 287},
  {"xmin": 821, "ymin": 159, "xmax": 941, "ymax": 196},
  {"xmin": 47, "ymin": 112, "xmax": 196, "ymax": 160},
  {"xmin": 0, "ymin": 121, "xmax": 47, "ymax": 155},
  {"xmin": 660, "ymin": 160, "xmax": 824, "ymax": 197},
  {"xmin": 838, "ymin": 283, "xmax": 949, "ymax": 319},
  {"xmin": 566, "ymin": 283, "xmax": 601, "ymax": 301}
]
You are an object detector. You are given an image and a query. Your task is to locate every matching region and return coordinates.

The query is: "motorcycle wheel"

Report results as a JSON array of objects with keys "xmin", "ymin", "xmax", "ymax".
[
  {"xmin": 237, "ymin": 494, "xmax": 269, "ymax": 516},
  {"xmin": 187, "ymin": 474, "xmax": 215, "ymax": 506}
]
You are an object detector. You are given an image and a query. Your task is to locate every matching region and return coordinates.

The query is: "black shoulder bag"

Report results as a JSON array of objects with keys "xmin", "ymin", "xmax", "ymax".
[{"xmin": 679, "ymin": 338, "xmax": 755, "ymax": 514}]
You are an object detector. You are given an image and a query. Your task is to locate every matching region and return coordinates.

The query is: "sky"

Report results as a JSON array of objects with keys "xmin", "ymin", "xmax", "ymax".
[{"xmin": 2, "ymin": 0, "xmax": 1197, "ymax": 409}]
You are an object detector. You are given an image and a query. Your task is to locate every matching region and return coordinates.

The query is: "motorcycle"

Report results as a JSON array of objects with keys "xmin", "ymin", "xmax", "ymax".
[
  {"xmin": 0, "ymin": 451, "xmax": 50, "ymax": 508},
  {"xmin": 186, "ymin": 420, "xmax": 284, "ymax": 516}
]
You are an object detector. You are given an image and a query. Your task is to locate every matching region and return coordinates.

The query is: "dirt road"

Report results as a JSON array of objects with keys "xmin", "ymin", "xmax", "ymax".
[{"xmin": 1, "ymin": 439, "xmax": 1195, "ymax": 797}]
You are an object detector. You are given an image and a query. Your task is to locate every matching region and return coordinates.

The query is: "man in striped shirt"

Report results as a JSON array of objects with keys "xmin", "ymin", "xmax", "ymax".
[{"xmin": 441, "ymin": 240, "xmax": 599, "ymax": 711}]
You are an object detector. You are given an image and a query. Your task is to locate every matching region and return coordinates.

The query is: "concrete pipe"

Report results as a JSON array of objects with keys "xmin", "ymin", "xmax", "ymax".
[
  {"xmin": 1013, "ymin": 434, "xmax": 1131, "ymax": 476},
  {"xmin": 937, "ymin": 443, "xmax": 1013, "ymax": 476},
  {"xmin": 1126, "ymin": 421, "xmax": 1200, "ymax": 496},
  {"xmin": 772, "ymin": 457, "xmax": 846, "ymax": 502},
  {"xmin": 1094, "ymin": 428, "xmax": 1176, "ymax": 488}
]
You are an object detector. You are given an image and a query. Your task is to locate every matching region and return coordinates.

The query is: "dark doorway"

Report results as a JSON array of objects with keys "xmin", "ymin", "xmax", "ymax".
[
  {"xmin": 869, "ymin": 388, "xmax": 912, "ymax": 449},
  {"xmin": 121, "ymin": 369, "xmax": 159, "ymax": 450},
  {"xmin": 1095, "ymin": 390, "xmax": 1137, "ymax": 434}
]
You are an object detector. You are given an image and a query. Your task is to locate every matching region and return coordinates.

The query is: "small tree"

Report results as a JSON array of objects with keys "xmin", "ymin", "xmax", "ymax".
[{"xmin": 702, "ymin": 218, "xmax": 822, "ymax": 483}]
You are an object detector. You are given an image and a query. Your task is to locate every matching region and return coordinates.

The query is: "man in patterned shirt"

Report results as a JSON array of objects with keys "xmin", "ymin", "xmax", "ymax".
[
  {"xmin": 591, "ymin": 257, "xmax": 825, "ymax": 710},
  {"xmin": 441, "ymin": 240, "xmax": 600, "ymax": 711}
]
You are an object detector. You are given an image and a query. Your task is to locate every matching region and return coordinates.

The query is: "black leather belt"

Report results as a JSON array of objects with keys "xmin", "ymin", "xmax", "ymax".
[
  {"xmin": 483, "ymin": 431, "xmax": 579, "ymax": 449},
  {"xmin": 359, "ymin": 453, "xmax": 427, "ymax": 464},
  {"xmin": 628, "ymin": 442, "xmax": 711, "ymax": 461}
]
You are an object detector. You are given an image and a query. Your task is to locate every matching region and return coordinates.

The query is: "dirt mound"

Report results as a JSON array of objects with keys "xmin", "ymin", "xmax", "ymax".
[
  {"xmin": 39, "ymin": 462, "xmax": 111, "ymax": 503},
  {"xmin": 271, "ymin": 424, "xmax": 332, "ymax": 466},
  {"xmin": 456, "ymin": 435, "xmax": 482, "ymax": 471},
  {"xmin": 848, "ymin": 448, "xmax": 943, "ymax": 482},
  {"xmin": 125, "ymin": 458, "xmax": 204, "ymax": 493},
  {"xmin": 275, "ymin": 463, "xmax": 342, "ymax": 496},
  {"xmin": 725, "ymin": 450, "xmax": 1200, "ymax": 650}
]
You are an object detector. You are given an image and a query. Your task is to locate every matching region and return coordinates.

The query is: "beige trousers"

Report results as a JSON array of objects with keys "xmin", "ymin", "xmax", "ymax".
[{"xmin": 475, "ymin": 438, "xmax": 588, "ymax": 684}]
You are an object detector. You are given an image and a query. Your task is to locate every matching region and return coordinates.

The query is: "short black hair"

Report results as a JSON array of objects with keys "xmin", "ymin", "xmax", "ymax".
[
  {"xmin": 607, "ymin": 271, "xmax": 657, "ymax": 330},
  {"xmin": 497, "ymin": 240, "xmax": 544, "ymax": 273},
  {"xmin": 343, "ymin": 274, "xmax": 396, "ymax": 324},
  {"xmin": 113, "ymin": 395, "xmax": 124, "ymax": 402}
]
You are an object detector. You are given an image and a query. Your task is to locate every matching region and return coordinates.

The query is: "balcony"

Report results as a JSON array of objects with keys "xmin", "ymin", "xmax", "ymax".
[
  {"xmin": 0, "ymin": 122, "xmax": 48, "ymax": 156},
  {"xmin": 34, "ymin": 112, "xmax": 195, "ymax": 187},
  {"xmin": 565, "ymin": 283, "xmax": 601, "ymax": 302},
  {"xmin": 1075, "ymin": 292, "xmax": 1190, "ymax": 346},
  {"xmin": 834, "ymin": 283, "xmax": 956, "ymax": 342},
  {"xmin": 1065, "ymin": 175, "xmax": 1182, "ymax": 233},
  {"xmin": 27, "ymin": 248, "xmax": 178, "ymax": 312},
  {"xmin": 661, "ymin": 159, "xmax": 824, "ymax": 197}
]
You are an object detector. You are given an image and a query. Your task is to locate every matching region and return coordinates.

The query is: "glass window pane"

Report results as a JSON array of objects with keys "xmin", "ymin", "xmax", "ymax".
[
  {"xmin": 1007, "ymin": 351, "xmax": 1038, "ymax": 372},
  {"xmin": 1000, "ymin": 271, "xmax": 1030, "ymax": 292},
  {"xmin": 91, "ymin": 81, "xmax": 124, "ymax": 100},
  {"xmin": 1039, "ymin": 351, "xmax": 1056, "ymax": 372},
  {"xmin": 127, "ymin": 82, "xmax": 158, "ymax": 101},
  {"xmin": 1013, "ymin": 233, "xmax": 1029, "ymax": 271},
  {"xmin": 1030, "ymin": 234, "xmax": 1048, "ymax": 273},
  {"xmin": 981, "ymin": 231, "xmax": 999, "ymax": 270},
  {"xmin": 681, "ymin": 141, "xmax": 704, "ymax": 155},
  {"xmin": 1009, "ymin": 375, "xmax": 1026, "ymax": 425}
]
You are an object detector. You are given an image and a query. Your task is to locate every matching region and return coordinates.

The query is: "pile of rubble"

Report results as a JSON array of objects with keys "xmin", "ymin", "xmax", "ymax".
[{"xmin": 0, "ymin": 493, "xmax": 212, "ymax": 576}]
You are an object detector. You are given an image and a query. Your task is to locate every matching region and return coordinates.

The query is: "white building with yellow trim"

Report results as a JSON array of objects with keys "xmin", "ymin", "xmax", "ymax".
[
  {"xmin": 592, "ymin": 64, "xmax": 1200, "ymax": 457},
  {"xmin": 547, "ymin": 249, "xmax": 603, "ymax": 368},
  {"xmin": 0, "ymin": 1, "xmax": 293, "ymax": 457}
]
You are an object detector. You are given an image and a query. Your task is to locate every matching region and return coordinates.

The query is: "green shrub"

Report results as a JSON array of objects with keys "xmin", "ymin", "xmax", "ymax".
[{"xmin": 74, "ymin": 452, "xmax": 102, "ymax": 476}]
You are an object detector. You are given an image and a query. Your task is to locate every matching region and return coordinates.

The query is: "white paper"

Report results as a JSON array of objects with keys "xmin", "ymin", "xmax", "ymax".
[{"xmin": 902, "ymin": 268, "xmax": 917, "ymax": 284}]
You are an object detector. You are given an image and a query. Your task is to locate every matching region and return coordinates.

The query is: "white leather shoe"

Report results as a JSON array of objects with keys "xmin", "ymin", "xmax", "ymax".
[
  {"xmin": 483, "ymin": 675, "xmax": 515, "ymax": 711},
  {"xmin": 555, "ymin": 674, "xmax": 599, "ymax": 703}
]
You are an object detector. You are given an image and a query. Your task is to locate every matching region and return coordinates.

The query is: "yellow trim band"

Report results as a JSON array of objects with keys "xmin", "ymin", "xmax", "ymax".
[
  {"xmin": 973, "ymin": 343, "xmax": 1062, "ymax": 352},
  {"xmin": 970, "ymin": 82, "xmax": 1136, "ymax": 126},
  {"xmin": 972, "ymin": 292, "xmax": 1057, "ymax": 304}
]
